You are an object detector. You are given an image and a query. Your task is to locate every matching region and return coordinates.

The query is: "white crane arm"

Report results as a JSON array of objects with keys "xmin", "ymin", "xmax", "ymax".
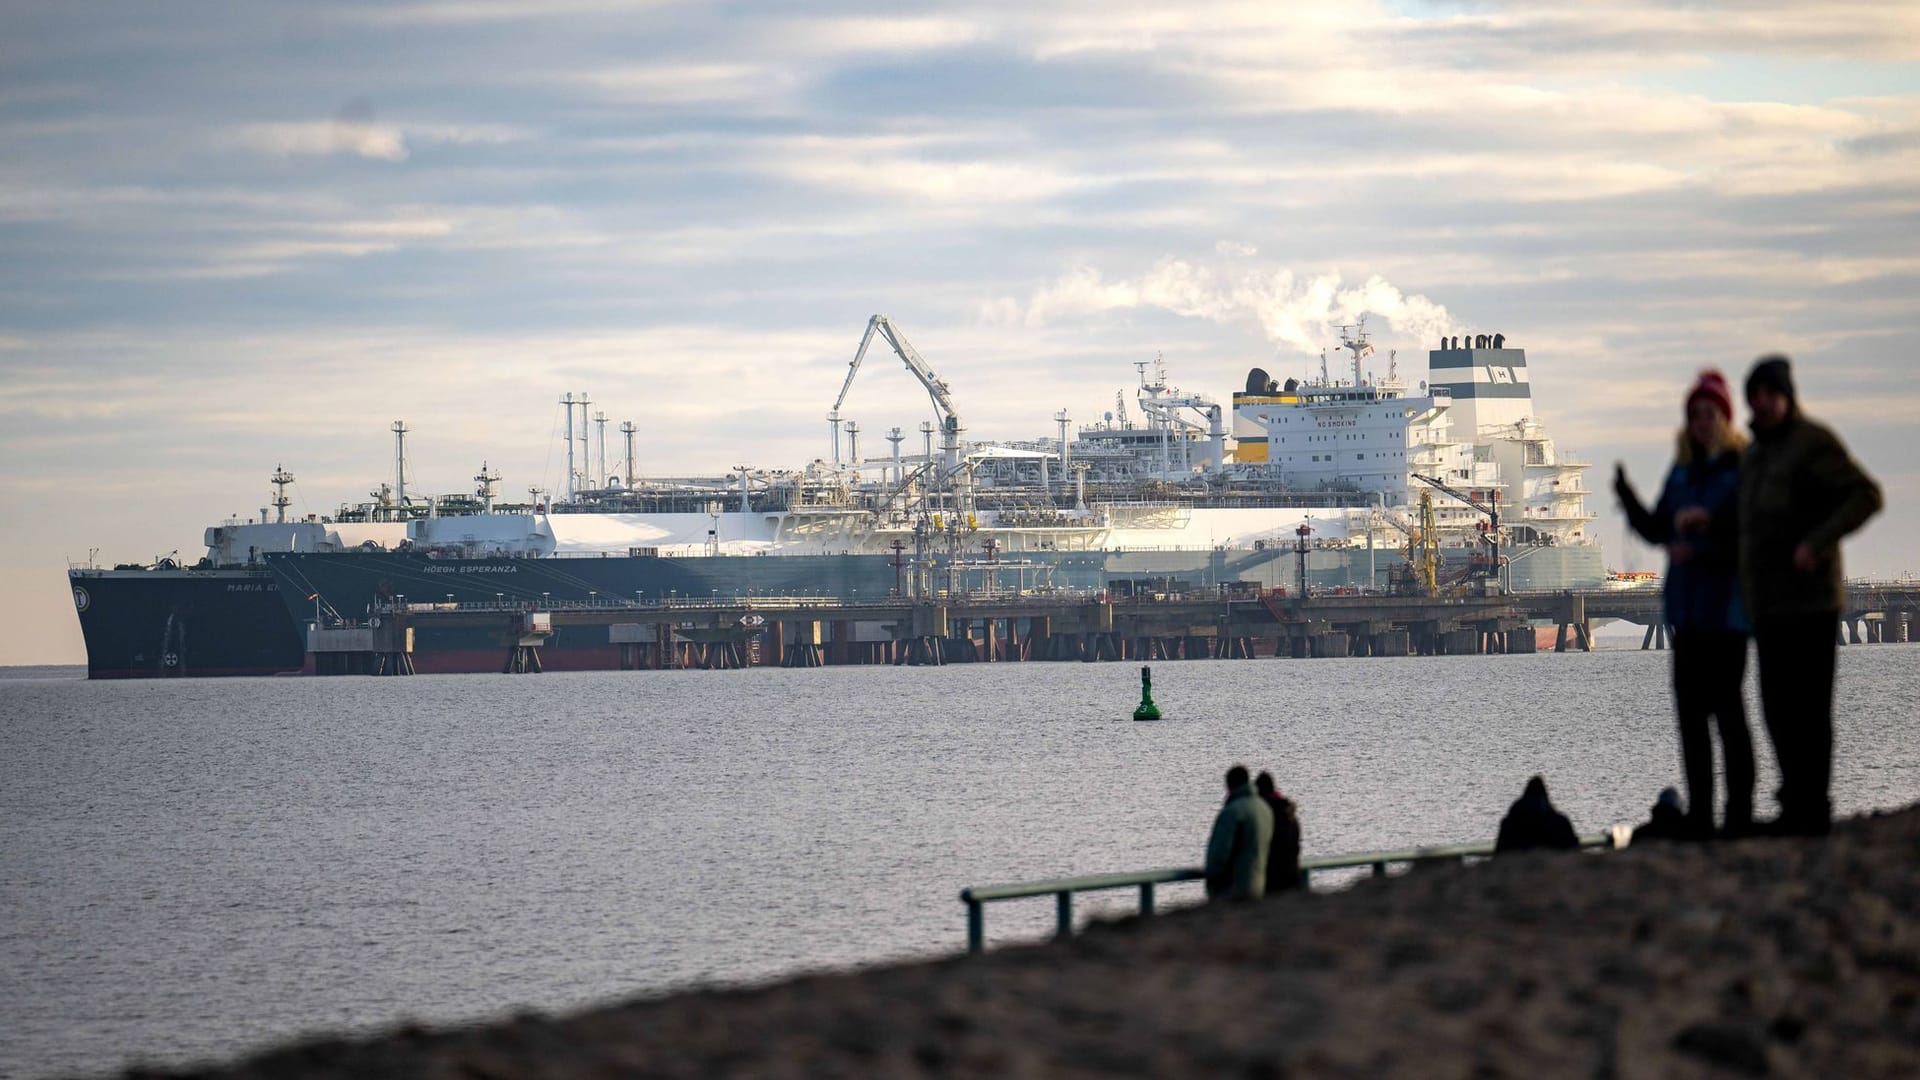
[
  {"xmin": 831, "ymin": 316, "xmax": 886, "ymax": 422},
  {"xmin": 871, "ymin": 315, "xmax": 959, "ymax": 425}
]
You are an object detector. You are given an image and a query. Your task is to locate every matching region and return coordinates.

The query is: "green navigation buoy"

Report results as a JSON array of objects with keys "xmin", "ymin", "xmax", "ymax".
[{"xmin": 1133, "ymin": 665, "xmax": 1161, "ymax": 721}]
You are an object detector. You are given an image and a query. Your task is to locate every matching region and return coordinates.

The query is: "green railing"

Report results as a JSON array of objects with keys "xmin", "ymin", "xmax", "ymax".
[{"xmin": 959, "ymin": 831, "xmax": 1621, "ymax": 954}]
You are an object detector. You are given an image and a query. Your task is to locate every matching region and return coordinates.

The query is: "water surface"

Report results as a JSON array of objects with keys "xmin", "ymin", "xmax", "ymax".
[{"xmin": 3, "ymin": 647, "xmax": 1916, "ymax": 1077}]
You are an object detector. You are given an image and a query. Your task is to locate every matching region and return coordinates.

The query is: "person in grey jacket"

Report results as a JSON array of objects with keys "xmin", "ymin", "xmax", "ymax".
[
  {"xmin": 1739, "ymin": 356, "xmax": 1882, "ymax": 836},
  {"xmin": 1205, "ymin": 765, "xmax": 1274, "ymax": 900}
]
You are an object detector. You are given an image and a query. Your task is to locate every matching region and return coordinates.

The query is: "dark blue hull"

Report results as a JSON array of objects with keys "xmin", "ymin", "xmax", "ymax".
[{"xmin": 68, "ymin": 569, "xmax": 305, "ymax": 678}]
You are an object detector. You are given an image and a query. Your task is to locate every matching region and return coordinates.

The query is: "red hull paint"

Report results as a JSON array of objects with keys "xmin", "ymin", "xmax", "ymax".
[
  {"xmin": 406, "ymin": 646, "xmax": 632, "ymax": 675},
  {"xmin": 89, "ymin": 647, "xmax": 649, "ymax": 678}
]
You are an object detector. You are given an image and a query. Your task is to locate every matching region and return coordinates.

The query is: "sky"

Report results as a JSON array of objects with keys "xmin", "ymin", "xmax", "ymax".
[{"xmin": 3, "ymin": 0, "xmax": 1917, "ymax": 664}]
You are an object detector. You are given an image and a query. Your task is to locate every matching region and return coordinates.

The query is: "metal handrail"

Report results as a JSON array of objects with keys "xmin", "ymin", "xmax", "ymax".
[{"xmin": 959, "ymin": 831, "xmax": 1619, "ymax": 954}]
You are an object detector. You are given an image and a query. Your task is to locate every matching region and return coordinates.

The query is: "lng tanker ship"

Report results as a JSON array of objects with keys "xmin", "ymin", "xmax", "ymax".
[{"xmin": 68, "ymin": 320, "xmax": 1603, "ymax": 677}]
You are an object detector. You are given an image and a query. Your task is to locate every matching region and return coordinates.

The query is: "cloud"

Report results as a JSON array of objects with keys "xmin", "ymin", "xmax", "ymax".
[
  {"xmin": 341, "ymin": 0, "xmax": 678, "ymax": 27},
  {"xmin": 234, "ymin": 119, "xmax": 410, "ymax": 162},
  {"xmin": 756, "ymin": 16, "xmax": 987, "ymax": 56},
  {"xmin": 1001, "ymin": 258, "xmax": 1456, "ymax": 355},
  {"xmin": 5, "ymin": 0, "xmax": 1920, "ymax": 666}
]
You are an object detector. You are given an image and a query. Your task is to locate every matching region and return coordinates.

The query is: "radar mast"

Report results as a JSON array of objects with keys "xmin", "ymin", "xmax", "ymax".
[{"xmin": 270, "ymin": 465, "xmax": 294, "ymax": 523}]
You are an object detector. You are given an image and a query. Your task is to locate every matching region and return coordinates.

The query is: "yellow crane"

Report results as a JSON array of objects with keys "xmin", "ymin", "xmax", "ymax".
[{"xmin": 1411, "ymin": 489, "xmax": 1440, "ymax": 596}]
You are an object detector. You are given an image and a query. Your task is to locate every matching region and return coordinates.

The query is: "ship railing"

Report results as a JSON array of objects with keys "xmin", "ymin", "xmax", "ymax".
[{"xmin": 958, "ymin": 830, "xmax": 1623, "ymax": 954}]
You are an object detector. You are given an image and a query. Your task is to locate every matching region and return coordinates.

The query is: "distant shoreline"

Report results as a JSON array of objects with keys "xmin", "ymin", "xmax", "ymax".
[{"xmin": 0, "ymin": 664, "xmax": 84, "ymax": 679}]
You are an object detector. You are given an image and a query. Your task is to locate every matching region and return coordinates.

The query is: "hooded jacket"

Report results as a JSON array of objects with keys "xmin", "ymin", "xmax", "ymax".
[
  {"xmin": 1495, "ymin": 778, "xmax": 1579, "ymax": 853},
  {"xmin": 1738, "ymin": 408, "xmax": 1882, "ymax": 623},
  {"xmin": 1205, "ymin": 783, "xmax": 1274, "ymax": 900}
]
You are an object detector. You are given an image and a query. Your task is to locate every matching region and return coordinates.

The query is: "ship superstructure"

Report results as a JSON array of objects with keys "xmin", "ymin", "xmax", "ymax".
[{"xmin": 68, "ymin": 314, "xmax": 1603, "ymax": 677}]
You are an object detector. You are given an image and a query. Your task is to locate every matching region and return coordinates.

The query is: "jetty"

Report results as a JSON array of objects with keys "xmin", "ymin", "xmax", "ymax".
[{"xmin": 305, "ymin": 582, "xmax": 1920, "ymax": 674}]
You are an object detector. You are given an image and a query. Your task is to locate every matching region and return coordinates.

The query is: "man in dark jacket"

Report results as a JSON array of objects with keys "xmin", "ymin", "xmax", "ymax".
[
  {"xmin": 1739, "ymin": 356, "xmax": 1882, "ymax": 836},
  {"xmin": 1495, "ymin": 775, "xmax": 1580, "ymax": 853},
  {"xmin": 1254, "ymin": 771, "xmax": 1301, "ymax": 893},
  {"xmin": 1204, "ymin": 765, "xmax": 1273, "ymax": 900}
]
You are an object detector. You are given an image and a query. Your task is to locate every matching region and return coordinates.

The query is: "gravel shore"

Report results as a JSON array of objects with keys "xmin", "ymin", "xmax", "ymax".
[{"xmin": 133, "ymin": 806, "xmax": 1920, "ymax": 1079}]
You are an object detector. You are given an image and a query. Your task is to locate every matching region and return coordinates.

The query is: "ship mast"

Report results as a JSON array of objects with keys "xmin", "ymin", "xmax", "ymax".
[
  {"xmin": 559, "ymin": 393, "xmax": 581, "ymax": 502},
  {"xmin": 1338, "ymin": 317, "xmax": 1372, "ymax": 387},
  {"xmin": 619, "ymin": 420, "xmax": 638, "ymax": 486},
  {"xmin": 474, "ymin": 462, "xmax": 500, "ymax": 513},
  {"xmin": 390, "ymin": 421, "xmax": 409, "ymax": 508},
  {"xmin": 593, "ymin": 411, "xmax": 608, "ymax": 491},
  {"xmin": 270, "ymin": 465, "xmax": 294, "ymax": 523}
]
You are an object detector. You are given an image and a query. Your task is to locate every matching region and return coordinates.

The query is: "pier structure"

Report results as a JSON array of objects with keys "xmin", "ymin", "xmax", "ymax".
[
  {"xmin": 308, "ymin": 592, "xmax": 1539, "ymax": 675},
  {"xmin": 1518, "ymin": 580, "xmax": 1920, "ymax": 652},
  {"xmin": 302, "ymin": 583, "xmax": 1920, "ymax": 675}
]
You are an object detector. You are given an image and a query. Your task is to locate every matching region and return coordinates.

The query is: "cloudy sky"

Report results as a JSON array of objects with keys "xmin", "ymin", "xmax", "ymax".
[{"xmin": 4, "ymin": 1, "xmax": 1917, "ymax": 664}]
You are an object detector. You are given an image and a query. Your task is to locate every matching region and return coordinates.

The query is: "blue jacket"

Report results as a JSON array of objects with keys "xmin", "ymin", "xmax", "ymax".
[{"xmin": 1620, "ymin": 447, "xmax": 1747, "ymax": 633}]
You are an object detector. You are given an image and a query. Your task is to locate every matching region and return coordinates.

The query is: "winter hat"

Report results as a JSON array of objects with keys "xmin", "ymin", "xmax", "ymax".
[
  {"xmin": 1686, "ymin": 369, "xmax": 1733, "ymax": 421},
  {"xmin": 1656, "ymin": 787, "xmax": 1682, "ymax": 811},
  {"xmin": 1745, "ymin": 355, "xmax": 1795, "ymax": 403}
]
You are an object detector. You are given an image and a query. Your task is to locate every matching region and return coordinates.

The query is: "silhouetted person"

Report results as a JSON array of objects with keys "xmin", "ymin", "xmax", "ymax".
[
  {"xmin": 1495, "ymin": 776, "xmax": 1580, "ymax": 853},
  {"xmin": 1614, "ymin": 369, "xmax": 1754, "ymax": 837},
  {"xmin": 1632, "ymin": 787, "xmax": 1691, "ymax": 843},
  {"xmin": 1205, "ymin": 764, "xmax": 1273, "ymax": 900},
  {"xmin": 1739, "ymin": 356, "xmax": 1882, "ymax": 836},
  {"xmin": 1254, "ymin": 771, "xmax": 1301, "ymax": 893}
]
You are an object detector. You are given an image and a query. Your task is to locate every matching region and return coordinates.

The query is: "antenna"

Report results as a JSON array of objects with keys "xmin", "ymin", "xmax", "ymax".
[
  {"xmin": 270, "ymin": 464, "xmax": 295, "ymax": 523},
  {"xmin": 619, "ymin": 420, "xmax": 638, "ymax": 486},
  {"xmin": 390, "ymin": 421, "xmax": 409, "ymax": 507}
]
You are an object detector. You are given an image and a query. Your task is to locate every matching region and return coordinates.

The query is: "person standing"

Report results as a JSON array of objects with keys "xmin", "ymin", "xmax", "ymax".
[
  {"xmin": 1739, "ymin": 356, "xmax": 1882, "ymax": 836},
  {"xmin": 1254, "ymin": 771, "xmax": 1301, "ymax": 893},
  {"xmin": 1204, "ymin": 765, "xmax": 1273, "ymax": 900},
  {"xmin": 1614, "ymin": 369, "xmax": 1754, "ymax": 837}
]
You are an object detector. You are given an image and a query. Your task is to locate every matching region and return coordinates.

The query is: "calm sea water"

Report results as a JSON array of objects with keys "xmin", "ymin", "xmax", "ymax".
[{"xmin": 4, "ymin": 648, "xmax": 1918, "ymax": 1078}]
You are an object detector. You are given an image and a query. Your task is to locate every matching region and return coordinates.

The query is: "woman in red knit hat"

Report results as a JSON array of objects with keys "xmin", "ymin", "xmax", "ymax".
[{"xmin": 1613, "ymin": 369, "xmax": 1753, "ymax": 839}]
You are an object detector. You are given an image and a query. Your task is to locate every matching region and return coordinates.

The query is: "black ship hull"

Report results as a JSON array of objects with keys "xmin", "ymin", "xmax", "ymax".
[
  {"xmin": 68, "ymin": 569, "xmax": 306, "ymax": 678},
  {"xmin": 267, "ymin": 551, "xmax": 914, "ymax": 674},
  {"xmin": 68, "ymin": 545, "xmax": 1605, "ymax": 677}
]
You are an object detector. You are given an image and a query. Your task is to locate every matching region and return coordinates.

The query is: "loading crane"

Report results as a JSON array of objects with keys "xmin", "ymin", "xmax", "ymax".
[
  {"xmin": 831, "ymin": 316, "xmax": 963, "ymax": 479},
  {"xmin": 1383, "ymin": 492, "xmax": 1440, "ymax": 597},
  {"xmin": 1412, "ymin": 472, "xmax": 1503, "ymax": 591}
]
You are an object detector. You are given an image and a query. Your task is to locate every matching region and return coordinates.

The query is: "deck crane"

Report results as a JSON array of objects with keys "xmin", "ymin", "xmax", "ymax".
[
  {"xmin": 1412, "ymin": 473, "xmax": 1503, "ymax": 591},
  {"xmin": 831, "ymin": 316, "xmax": 964, "ymax": 479}
]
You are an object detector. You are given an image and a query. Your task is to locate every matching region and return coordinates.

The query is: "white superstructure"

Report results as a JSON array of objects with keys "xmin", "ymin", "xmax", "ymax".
[{"xmin": 199, "ymin": 316, "xmax": 1602, "ymax": 592}]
